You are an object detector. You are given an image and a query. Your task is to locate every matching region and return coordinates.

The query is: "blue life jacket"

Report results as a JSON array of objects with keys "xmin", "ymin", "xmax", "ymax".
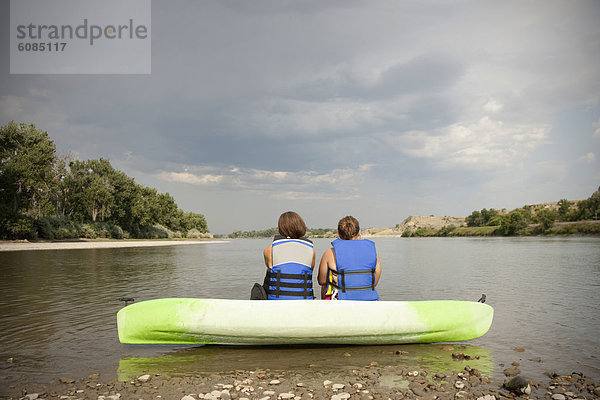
[
  {"xmin": 265, "ymin": 236, "xmax": 314, "ymax": 300},
  {"xmin": 329, "ymin": 238, "xmax": 379, "ymax": 301}
]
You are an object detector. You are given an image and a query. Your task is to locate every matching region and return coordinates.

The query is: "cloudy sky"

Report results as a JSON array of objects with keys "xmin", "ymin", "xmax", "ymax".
[{"xmin": 2, "ymin": 0, "xmax": 599, "ymax": 233}]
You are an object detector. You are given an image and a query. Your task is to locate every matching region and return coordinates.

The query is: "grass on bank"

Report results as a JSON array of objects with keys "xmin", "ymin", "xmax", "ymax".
[
  {"xmin": 402, "ymin": 225, "xmax": 497, "ymax": 237},
  {"xmin": 401, "ymin": 221, "xmax": 600, "ymax": 237},
  {"xmin": 452, "ymin": 226, "xmax": 499, "ymax": 236}
]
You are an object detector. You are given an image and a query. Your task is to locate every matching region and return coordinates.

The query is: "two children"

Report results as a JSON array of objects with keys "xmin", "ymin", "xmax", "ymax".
[{"xmin": 261, "ymin": 212, "xmax": 381, "ymax": 301}]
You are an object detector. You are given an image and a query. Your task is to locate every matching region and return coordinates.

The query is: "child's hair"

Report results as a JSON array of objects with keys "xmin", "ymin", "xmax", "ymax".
[
  {"xmin": 338, "ymin": 216, "xmax": 360, "ymax": 240},
  {"xmin": 278, "ymin": 211, "xmax": 307, "ymax": 239}
]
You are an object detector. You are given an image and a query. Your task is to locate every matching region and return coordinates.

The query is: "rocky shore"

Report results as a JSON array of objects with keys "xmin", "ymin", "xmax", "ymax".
[{"xmin": 3, "ymin": 359, "xmax": 599, "ymax": 400}]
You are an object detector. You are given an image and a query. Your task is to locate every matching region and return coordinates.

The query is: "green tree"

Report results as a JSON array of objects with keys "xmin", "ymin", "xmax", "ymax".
[
  {"xmin": 487, "ymin": 214, "xmax": 503, "ymax": 226},
  {"xmin": 577, "ymin": 187, "xmax": 600, "ymax": 220},
  {"xmin": 64, "ymin": 159, "xmax": 115, "ymax": 222},
  {"xmin": 557, "ymin": 199, "xmax": 571, "ymax": 221},
  {"xmin": 0, "ymin": 122, "xmax": 62, "ymax": 238},
  {"xmin": 135, "ymin": 186, "xmax": 158, "ymax": 228},
  {"xmin": 109, "ymin": 169, "xmax": 142, "ymax": 231},
  {"xmin": 228, "ymin": 227, "xmax": 277, "ymax": 238},
  {"xmin": 499, "ymin": 209, "xmax": 529, "ymax": 235},
  {"xmin": 466, "ymin": 210, "xmax": 483, "ymax": 227},
  {"xmin": 49, "ymin": 154, "xmax": 71, "ymax": 218},
  {"xmin": 178, "ymin": 211, "xmax": 208, "ymax": 233},
  {"xmin": 1, "ymin": 122, "xmax": 211, "ymax": 239},
  {"xmin": 535, "ymin": 208, "xmax": 557, "ymax": 232},
  {"xmin": 481, "ymin": 208, "xmax": 500, "ymax": 225},
  {"xmin": 0, "ymin": 122, "xmax": 57, "ymax": 217},
  {"xmin": 154, "ymin": 192, "xmax": 179, "ymax": 228},
  {"xmin": 466, "ymin": 208, "xmax": 500, "ymax": 227},
  {"xmin": 520, "ymin": 206, "xmax": 534, "ymax": 222}
]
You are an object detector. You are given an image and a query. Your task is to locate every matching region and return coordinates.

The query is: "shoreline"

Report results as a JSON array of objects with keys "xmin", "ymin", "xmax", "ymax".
[
  {"xmin": 0, "ymin": 239, "xmax": 230, "ymax": 252},
  {"xmin": 2, "ymin": 361, "xmax": 599, "ymax": 400}
]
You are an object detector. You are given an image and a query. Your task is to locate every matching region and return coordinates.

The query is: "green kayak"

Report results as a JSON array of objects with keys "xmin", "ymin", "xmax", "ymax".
[{"xmin": 117, "ymin": 298, "xmax": 493, "ymax": 345}]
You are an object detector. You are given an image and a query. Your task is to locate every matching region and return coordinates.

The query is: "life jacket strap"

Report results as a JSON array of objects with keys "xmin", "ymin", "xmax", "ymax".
[
  {"xmin": 265, "ymin": 271, "xmax": 313, "ymax": 280},
  {"xmin": 265, "ymin": 288, "xmax": 315, "ymax": 298},
  {"xmin": 327, "ymin": 267, "xmax": 376, "ymax": 293},
  {"xmin": 265, "ymin": 270, "xmax": 313, "ymax": 299}
]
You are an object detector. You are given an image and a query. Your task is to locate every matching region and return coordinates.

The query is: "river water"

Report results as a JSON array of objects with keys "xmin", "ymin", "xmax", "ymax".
[{"xmin": 1, "ymin": 237, "xmax": 599, "ymax": 388}]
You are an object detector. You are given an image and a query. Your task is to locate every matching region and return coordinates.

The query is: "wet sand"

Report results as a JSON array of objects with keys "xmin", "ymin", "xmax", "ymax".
[
  {"xmin": 0, "ymin": 240, "xmax": 229, "ymax": 252},
  {"xmin": 2, "ymin": 358, "xmax": 599, "ymax": 400}
]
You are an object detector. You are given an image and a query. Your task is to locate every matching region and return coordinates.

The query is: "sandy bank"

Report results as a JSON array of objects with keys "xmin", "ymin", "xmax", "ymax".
[{"xmin": 0, "ymin": 239, "xmax": 230, "ymax": 252}]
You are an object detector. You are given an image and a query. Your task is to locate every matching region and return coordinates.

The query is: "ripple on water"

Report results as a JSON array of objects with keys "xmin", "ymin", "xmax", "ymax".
[{"xmin": 0, "ymin": 238, "xmax": 599, "ymax": 384}]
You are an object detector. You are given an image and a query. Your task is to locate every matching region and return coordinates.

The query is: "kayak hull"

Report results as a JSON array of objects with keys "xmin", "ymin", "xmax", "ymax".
[{"xmin": 117, "ymin": 298, "xmax": 493, "ymax": 345}]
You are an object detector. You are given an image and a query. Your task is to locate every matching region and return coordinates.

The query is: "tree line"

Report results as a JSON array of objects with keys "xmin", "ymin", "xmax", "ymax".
[
  {"xmin": 0, "ymin": 122, "xmax": 208, "ymax": 240},
  {"xmin": 465, "ymin": 188, "xmax": 600, "ymax": 235},
  {"xmin": 226, "ymin": 227, "xmax": 336, "ymax": 239}
]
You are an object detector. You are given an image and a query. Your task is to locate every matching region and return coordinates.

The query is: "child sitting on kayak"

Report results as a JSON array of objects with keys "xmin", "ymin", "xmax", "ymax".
[
  {"xmin": 261, "ymin": 211, "xmax": 316, "ymax": 300},
  {"xmin": 318, "ymin": 216, "xmax": 381, "ymax": 300}
]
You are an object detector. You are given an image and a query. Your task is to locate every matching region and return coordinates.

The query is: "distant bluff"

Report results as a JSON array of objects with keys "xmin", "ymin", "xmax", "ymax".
[{"xmin": 363, "ymin": 215, "xmax": 466, "ymax": 237}]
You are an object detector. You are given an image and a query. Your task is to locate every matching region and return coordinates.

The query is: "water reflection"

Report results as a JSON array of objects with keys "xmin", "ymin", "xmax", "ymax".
[
  {"xmin": 1, "ymin": 237, "xmax": 599, "ymax": 385},
  {"xmin": 0, "ymin": 246, "xmax": 201, "ymax": 382},
  {"xmin": 117, "ymin": 343, "xmax": 493, "ymax": 381}
]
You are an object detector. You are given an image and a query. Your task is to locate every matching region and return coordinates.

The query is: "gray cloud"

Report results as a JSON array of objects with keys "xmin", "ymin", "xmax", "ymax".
[{"xmin": 2, "ymin": 0, "xmax": 599, "ymax": 232}]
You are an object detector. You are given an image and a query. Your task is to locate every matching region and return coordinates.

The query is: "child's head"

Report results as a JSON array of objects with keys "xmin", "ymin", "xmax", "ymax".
[
  {"xmin": 338, "ymin": 216, "xmax": 360, "ymax": 240},
  {"xmin": 278, "ymin": 211, "xmax": 307, "ymax": 239}
]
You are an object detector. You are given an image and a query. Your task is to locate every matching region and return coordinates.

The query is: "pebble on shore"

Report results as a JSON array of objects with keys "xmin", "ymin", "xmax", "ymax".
[{"xmin": 3, "ymin": 360, "xmax": 600, "ymax": 400}]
